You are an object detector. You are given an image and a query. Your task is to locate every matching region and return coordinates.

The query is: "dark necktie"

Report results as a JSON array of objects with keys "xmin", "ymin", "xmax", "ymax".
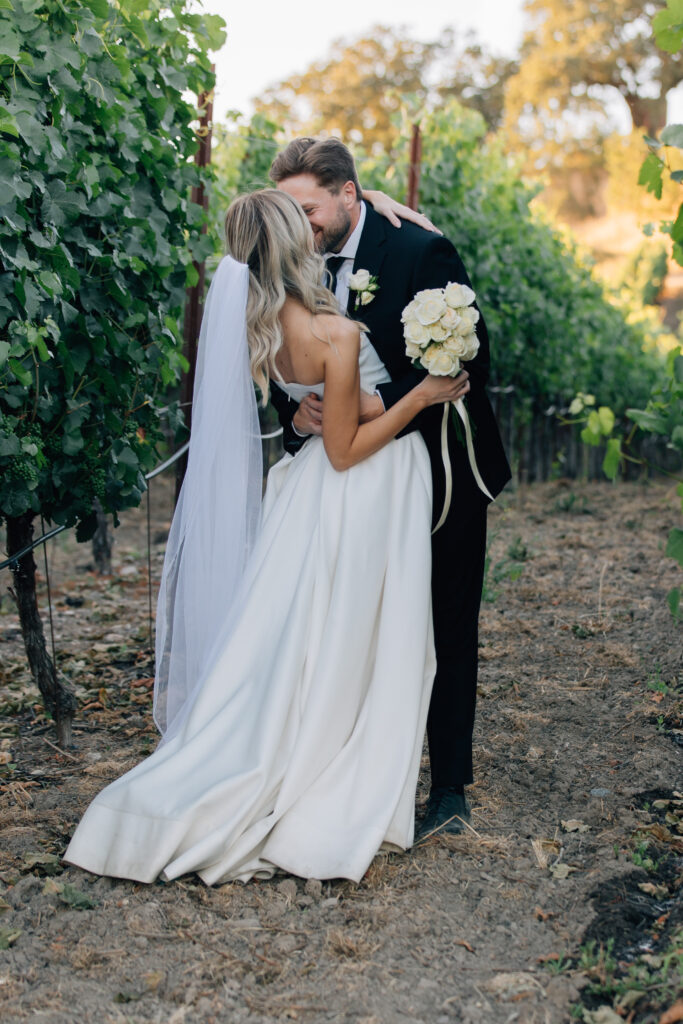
[{"xmin": 325, "ymin": 255, "xmax": 345, "ymax": 295}]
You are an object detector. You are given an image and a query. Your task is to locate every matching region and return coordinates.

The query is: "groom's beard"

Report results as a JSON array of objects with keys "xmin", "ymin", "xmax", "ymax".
[{"xmin": 315, "ymin": 207, "xmax": 352, "ymax": 255}]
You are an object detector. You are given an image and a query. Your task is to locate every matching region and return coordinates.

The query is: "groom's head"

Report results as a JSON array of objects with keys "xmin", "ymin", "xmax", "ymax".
[{"xmin": 270, "ymin": 138, "xmax": 362, "ymax": 255}]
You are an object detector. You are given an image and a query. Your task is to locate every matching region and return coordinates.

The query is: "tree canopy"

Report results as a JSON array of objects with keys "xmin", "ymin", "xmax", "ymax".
[
  {"xmin": 253, "ymin": 25, "xmax": 514, "ymax": 154},
  {"xmin": 504, "ymin": 0, "xmax": 682, "ymax": 162},
  {"xmin": 254, "ymin": 26, "xmax": 438, "ymax": 154}
]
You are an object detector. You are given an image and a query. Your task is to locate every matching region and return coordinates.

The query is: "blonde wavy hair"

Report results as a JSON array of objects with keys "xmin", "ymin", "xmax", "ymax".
[{"xmin": 224, "ymin": 189, "xmax": 341, "ymax": 403}]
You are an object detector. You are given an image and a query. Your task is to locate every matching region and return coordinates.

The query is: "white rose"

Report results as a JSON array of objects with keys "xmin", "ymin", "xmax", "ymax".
[
  {"xmin": 417, "ymin": 287, "xmax": 446, "ymax": 302},
  {"xmin": 443, "ymin": 334, "xmax": 469, "ymax": 358},
  {"xmin": 360, "ymin": 290, "xmax": 374, "ymax": 305},
  {"xmin": 429, "ymin": 321, "xmax": 450, "ymax": 342},
  {"xmin": 440, "ymin": 307, "xmax": 461, "ymax": 332},
  {"xmin": 406, "ymin": 341, "xmax": 423, "ymax": 359},
  {"xmin": 401, "ymin": 298, "xmax": 418, "ymax": 323},
  {"xmin": 444, "ymin": 282, "xmax": 476, "ymax": 309},
  {"xmin": 348, "ymin": 268, "xmax": 371, "ymax": 290},
  {"xmin": 454, "ymin": 307, "xmax": 480, "ymax": 335},
  {"xmin": 415, "ymin": 294, "xmax": 447, "ymax": 325},
  {"xmin": 460, "ymin": 333, "xmax": 480, "ymax": 361},
  {"xmin": 421, "ymin": 344, "xmax": 459, "ymax": 376},
  {"xmin": 404, "ymin": 317, "xmax": 432, "ymax": 346}
]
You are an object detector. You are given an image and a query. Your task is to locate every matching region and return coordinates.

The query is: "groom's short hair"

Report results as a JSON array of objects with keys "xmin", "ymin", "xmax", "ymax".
[{"xmin": 270, "ymin": 138, "xmax": 362, "ymax": 200}]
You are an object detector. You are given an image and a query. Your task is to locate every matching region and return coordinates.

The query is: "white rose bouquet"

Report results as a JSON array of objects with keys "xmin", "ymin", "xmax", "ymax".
[
  {"xmin": 402, "ymin": 281, "xmax": 480, "ymax": 377},
  {"xmin": 401, "ymin": 281, "xmax": 493, "ymax": 531}
]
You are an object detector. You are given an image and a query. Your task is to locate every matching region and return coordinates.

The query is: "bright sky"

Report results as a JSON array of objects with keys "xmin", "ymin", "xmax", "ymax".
[
  {"xmin": 201, "ymin": 0, "xmax": 682, "ymax": 128},
  {"xmin": 204, "ymin": 0, "xmax": 527, "ymax": 122}
]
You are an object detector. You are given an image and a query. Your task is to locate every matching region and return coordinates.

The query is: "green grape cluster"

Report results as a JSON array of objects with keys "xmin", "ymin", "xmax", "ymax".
[
  {"xmin": 8, "ymin": 456, "xmax": 38, "ymax": 484},
  {"xmin": 90, "ymin": 466, "xmax": 107, "ymax": 500}
]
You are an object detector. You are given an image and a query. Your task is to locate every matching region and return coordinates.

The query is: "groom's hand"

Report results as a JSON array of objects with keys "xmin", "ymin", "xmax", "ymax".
[
  {"xmin": 359, "ymin": 391, "xmax": 384, "ymax": 422},
  {"xmin": 293, "ymin": 394, "xmax": 323, "ymax": 436}
]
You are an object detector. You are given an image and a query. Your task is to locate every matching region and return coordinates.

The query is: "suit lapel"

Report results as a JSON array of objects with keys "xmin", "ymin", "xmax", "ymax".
[{"xmin": 347, "ymin": 204, "xmax": 388, "ymax": 321}]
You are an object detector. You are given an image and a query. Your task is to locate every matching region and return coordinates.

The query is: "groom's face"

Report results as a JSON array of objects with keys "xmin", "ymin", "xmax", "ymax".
[{"xmin": 276, "ymin": 174, "xmax": 357, "ymax": 254}]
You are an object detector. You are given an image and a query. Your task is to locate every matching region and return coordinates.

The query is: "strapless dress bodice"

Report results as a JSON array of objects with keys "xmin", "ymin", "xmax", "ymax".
[{"xmin": 277, "ymin": 333, "xmax": 391, "ymax": 403}]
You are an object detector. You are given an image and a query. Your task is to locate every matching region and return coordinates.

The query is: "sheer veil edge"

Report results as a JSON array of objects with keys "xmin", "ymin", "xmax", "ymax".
[{"xmin": 153, "ymin": 255, "xmax": 263, "ymax": 741}]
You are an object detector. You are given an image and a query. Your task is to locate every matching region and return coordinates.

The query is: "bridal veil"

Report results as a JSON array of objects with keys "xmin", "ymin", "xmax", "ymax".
[{"xmin": 153, "ymin": 256, "xmax": 263, "ymax": 740}]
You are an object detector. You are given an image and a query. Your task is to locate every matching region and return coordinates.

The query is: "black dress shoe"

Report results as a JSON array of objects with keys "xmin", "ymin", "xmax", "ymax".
[{"xmin": 416, "ymin": 787, "xmax": 471, "ymax": 840}]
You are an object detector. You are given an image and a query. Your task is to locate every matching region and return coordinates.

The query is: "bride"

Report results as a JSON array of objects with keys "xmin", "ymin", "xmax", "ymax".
[{"xmin": 64, "ymin": 189, "xmax": 470, "ymax": 884}]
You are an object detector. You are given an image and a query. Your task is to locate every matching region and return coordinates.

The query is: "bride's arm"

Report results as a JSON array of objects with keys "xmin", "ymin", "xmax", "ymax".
[
  {"xmin": 322, "ymin": 320, "xmax": 469, "ymax": 471},
  {"xmin": 362, "ymin": 190, "xmax": 442, "ymax": 234}
]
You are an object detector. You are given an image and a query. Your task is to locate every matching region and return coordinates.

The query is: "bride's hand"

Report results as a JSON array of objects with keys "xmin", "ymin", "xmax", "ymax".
[
  {"xmin": 362, "ymin": 189, "xmax": 442, "ymax": 234},
  {"xmin": 417, "ymin": 370, "xmax": 470, "ymax": 407}
]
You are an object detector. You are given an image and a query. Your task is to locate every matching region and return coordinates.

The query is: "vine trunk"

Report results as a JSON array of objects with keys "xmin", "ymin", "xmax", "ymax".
[{"xmin": 6, "ymin": 512, "xmax": 76, "ymax": 747}]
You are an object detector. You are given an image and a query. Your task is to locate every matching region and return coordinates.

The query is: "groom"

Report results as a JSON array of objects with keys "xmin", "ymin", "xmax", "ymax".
[{"xmin": 269, "ymin": 138, "xmax": 511, "ymax": 837}]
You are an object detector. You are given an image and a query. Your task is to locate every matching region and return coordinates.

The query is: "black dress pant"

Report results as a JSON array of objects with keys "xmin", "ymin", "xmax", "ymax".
[{"xmin": 427, "ymin": 499, "xmax": 488, "ymax": 788}]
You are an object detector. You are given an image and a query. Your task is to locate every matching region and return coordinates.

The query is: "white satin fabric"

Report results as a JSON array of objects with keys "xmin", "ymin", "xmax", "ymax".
[{"xmin": 65, "ymin": 343, "xmax": 435, "ymax": 884}]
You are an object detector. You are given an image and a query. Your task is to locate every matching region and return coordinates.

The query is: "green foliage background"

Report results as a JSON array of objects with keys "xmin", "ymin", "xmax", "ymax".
[
  {"xmin": 0, "ymin": 0, "xmax": 225, "ymax": 536},
  {"xmin": 357, "ymin": 102, "xmax": 666, "ymax": 420},
  {"xmin": 212, "ymin": 100, "xmax": 671, "ymax": 426}
]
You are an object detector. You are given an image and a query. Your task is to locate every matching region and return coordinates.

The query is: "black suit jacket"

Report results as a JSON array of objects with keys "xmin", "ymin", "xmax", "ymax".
[{"xmin": 271, "ymin": 204, "xmax": 511, "ymax": 529}]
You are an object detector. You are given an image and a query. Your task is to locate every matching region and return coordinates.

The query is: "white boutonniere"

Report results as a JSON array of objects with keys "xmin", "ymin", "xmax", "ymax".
[{"xmin": 348, "ymin": 268, "xmax": 379, "ymax": 310}]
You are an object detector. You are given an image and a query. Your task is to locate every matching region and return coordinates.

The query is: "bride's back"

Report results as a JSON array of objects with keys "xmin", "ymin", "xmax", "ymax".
[
  {"xmin": 224, "ymin": 188, "xmax": 342, "ymax": 399},
  {"xmin": 276, "ymin": 301, "xmax": 348, "ymax": 388}
]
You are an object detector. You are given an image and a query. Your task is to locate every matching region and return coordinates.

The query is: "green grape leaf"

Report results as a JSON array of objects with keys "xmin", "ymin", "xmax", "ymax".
[
  {"xmin": 602, "ymin": 438, "xmax": 622, "ymax": 480},
  {"xmin": 581, "ymin": 425, "xmax": 602, "ymax": 447},
  {"xmin": 653, "ymin": 2, "xmax": 683, "ymax": 52},
  {"xmin": 671, "ymin": 205, "xmax": 683, "ymax": 244},
  {"xmin": 627, "ymin": 408, "xmax": 669, "ymax": 434},
  {"xmin": 665, "ymin": 528, "xmax": 683, "ymax": 568},
  {"xmin": 81, "ymin": 0, "xmax": 109, "ymax": 16},
  {"xmin": 597, "ymin": 406, "xmax": 615, "ymax": 436},
  {"xmin": 660, "ymin": 124, "xmax": 683, "ymax": 149},
  {"xmin": 638, "ymin": 153, "xmax": 664, "ymax": 199},
  {"xmin": 673, "ymin": 353, "xmax": 683, "ymax": 383}
]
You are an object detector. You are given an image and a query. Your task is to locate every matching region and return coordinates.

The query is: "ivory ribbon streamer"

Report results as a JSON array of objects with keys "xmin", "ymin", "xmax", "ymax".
[{"xmin": 431, "ymin": 399, "xmax": 495, "ymax": 535}]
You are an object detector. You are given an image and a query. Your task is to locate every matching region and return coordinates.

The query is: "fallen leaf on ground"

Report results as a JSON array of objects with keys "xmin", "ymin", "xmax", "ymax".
[
  {"xmin": 484, "ymin": 972, "xmax": 542, "ymax": 1000},
  {"xmin": 638, "ymin": 881, "xmax": 668, "ymax": 898},
  {"xmin": 660, "ymin": 1000, "xmax": 683, "ymax": 1024},
  {"xmin": 549, "ymin": 863, "xmax": 578, "ymax": 879},
  {"xmin": 455, "ymin": 939, "xmax": 475, "ymax": 953},
  {"xmin": 616, "ymin": 989, "xmax": 644, "ymax": 1011},
  {"xmin": 583, "ymin": 1007, "xmax": 624, "ymax": 1024},
  {"xmin": 561, "ymin": 819, "xmax": 590, "ymax": 833},
  {"xmin": 0, "ymin": 927, "xmax": 21, "ymax": 949},
  {"xmin": 21, "ymin": 852, "xmax": 61, "ymax": 875}
]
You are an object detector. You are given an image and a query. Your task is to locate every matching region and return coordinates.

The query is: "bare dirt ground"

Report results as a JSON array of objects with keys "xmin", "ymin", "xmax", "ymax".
[{"xmin": 0, "ymin": 478, "xmax": 681, "ymax": 1024}]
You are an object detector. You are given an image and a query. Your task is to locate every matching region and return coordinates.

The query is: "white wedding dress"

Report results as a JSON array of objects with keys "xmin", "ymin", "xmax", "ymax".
[{"xmin": 65, "ymin": 335, "xmax": 435, "ymax": 884}]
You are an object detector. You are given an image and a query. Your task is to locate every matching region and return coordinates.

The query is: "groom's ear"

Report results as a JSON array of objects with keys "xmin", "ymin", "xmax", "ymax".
[{"xmin": 340, "ymin": 180, "xmax": 359, "ymax": 209}]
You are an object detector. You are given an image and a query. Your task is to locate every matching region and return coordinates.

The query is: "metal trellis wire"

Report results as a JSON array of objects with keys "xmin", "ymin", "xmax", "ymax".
[
  {"xmin": 1, "ymin": 424, "xmax": 285, "ymax": 689},
  {"xmin": 0, "ymin": 427, "xmax": 284, "ymax": 574}
]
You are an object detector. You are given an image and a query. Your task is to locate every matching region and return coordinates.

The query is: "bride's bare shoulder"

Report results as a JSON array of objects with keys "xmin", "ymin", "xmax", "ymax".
[{"xmin": 313, "ymin": 313, "xmax": 360, "ymax": 353}]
